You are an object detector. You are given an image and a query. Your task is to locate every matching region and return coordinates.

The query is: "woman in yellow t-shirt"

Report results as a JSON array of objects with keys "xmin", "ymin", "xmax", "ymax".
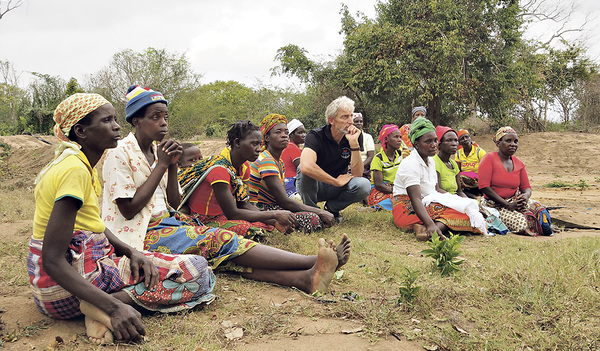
[{"xmin": 28, "ymin": 94, "xmax": 216, "ymax": 344}]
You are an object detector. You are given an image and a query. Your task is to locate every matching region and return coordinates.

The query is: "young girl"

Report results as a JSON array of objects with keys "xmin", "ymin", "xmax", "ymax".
[
  {"xmin": 29, "ymin": 93, "xmax": 215, "ymax": 344},
  {"xmin": 248, "ymin": 114, "xmax": 334, "ymax": 232},
  {"xmin": 103, "ymin": 85, "xmax": 350, "ymax": 294}
]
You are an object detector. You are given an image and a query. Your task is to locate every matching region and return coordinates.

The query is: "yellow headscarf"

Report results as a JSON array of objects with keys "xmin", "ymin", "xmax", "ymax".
[{"xmin": 259, "ymin": 113, "xmax": 288, "ymax": 150}]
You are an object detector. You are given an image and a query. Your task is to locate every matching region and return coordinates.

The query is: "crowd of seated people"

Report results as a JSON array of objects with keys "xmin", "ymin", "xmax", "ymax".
[{"xmin": 28, "ymin": 87, "xmax": 552, "ymax": 344}]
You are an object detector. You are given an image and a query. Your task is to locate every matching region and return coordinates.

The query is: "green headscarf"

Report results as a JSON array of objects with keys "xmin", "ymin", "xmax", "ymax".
[{"xmin": 408, "ymin": 117, "xmax": 436, "ymax": 144}]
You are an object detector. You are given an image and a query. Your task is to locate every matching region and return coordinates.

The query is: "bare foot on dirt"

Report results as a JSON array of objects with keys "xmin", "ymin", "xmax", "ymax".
[
  {"xmin": 85, "ymin": 316, "xmax": 114, "ymax": 345},
  {"xmin": 309, "ymin": 238, "xmax": 339, "ymax": 294},
  {"xmin": 413, "ymin": 224, "xmax": 429, "ymax": 241},
  {"xmin": 331, "ymin": 233, "xmax": 351, "ymax": 270},
  {"xmin": 80, "ymin": 301, "xmax": 114, "ymax": 345}
]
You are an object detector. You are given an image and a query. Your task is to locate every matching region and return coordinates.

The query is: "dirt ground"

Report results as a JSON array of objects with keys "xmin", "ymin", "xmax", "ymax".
[{"xmin": 0, "ymin": 132, "xmax": 599, "ymax": 350}]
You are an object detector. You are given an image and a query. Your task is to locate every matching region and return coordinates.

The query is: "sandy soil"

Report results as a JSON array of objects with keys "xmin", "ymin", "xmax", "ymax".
[{"xmin": 0, "ymin": 132, "xmax": 599, "ymax": 350}]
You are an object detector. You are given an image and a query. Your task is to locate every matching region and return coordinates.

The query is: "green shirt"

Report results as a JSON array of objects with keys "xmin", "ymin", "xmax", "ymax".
[
  {"xmin": 433, "ymin": 155, "xmax": 459, "ymax": 194},
  {"xmin": 370, "ymin": 149, "xmax": 402, "ymax": 185}
]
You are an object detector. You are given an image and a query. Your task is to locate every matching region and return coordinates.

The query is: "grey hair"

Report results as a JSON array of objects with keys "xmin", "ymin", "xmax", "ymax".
[{"xmin": 325, "ymin": 96, "xmax": 355, "ymax": 122}]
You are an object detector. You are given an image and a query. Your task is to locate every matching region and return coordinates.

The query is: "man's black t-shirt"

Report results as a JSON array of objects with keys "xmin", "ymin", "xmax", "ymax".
[{"xmin": 304, "ymin": 124, "xmax": 364, "ymax": 178}]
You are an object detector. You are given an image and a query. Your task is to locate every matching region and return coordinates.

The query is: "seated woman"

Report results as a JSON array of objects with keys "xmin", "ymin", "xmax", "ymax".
[
  {"xmin": 454, "ymin": 129, "xmax": 486, "ymax": 198},
  {"xmin": 103, "ymin": 85, "xmax": 351, "ymax": 294},
  {"xmin": 280, "ymin": 118, "xmax": 305, "ymax": 197},
  {"xmin": 178, "ymin": 120, "xmax": 301, "ymax": 236},
  {"xmin": 367, "ymin": 124, "xmax": 407, "ymax": 211},
  {"xmin": 478, "ymin": 127, "xmax": 553, "ymax": 236},
  {"xmin": 29, "ymin": 93, "xmax": 216, "ymax": 344},
  {"xmin": 433, "ymin": 126, "xmax": 467, "ymax": 197},
  {"xmin": 391, "ymin": 117, "xmax": 486, "ymax": 240},
  {"xmin": 247, "ymin": 114, "xmax": 335, "ymax": 232}
]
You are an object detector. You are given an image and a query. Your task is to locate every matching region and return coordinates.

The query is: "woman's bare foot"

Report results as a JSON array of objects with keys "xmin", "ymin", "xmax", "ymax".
[
  {"xmin": 85, "ymin": 316, "xmax": 114, "ymax": 345},
  {"xmin": 80, "ymin": 301, "xmax": 114, "ymax": 344},
  {"xmin": 309, "ymin": 238, "xmax": 339, "ymax": 294},
  {"xmin": 331, "ymin": 234, "xmax": 351, "ymax": 270},
  {"xmin": 413, "ymin": 224, "xmax": 429, "ymax": 241}
]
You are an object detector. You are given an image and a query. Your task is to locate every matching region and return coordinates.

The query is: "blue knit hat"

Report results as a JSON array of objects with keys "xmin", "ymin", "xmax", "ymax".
[{"xmin": 125, "ymin": 85, "xmax": 168, "ymax": 124}]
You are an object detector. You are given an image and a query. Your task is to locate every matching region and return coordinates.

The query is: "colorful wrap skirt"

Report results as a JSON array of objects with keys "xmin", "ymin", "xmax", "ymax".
[
  {"xmin": 145, "ymin": 211, "xmax": 257, "ymax": 273},
  {"xmin": 391, "ymin": 194, "xmax": 483, "ymax": 233},
  {"xmin": 27, "ymin": 231, "xmax": 216, "ymax": 320},
  {"xmin": 367, "ymin": 184, "xmax": 394, "ymax": 211},
  {"xmin": 190, "ymin": 212, "xmax": 272, "ymax": 240},
  {"xmin": 481, "ymin": 194, "xmax": 552, "ymax": 236},
  {"xmin": 255, "ymin": 203, "xmax": 323, "ymax": 233}
]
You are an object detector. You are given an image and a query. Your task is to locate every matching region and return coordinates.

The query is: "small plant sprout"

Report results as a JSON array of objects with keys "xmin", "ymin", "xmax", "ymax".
[
  {"xmin": 420, "ymin": 232, "xmax": 465, "ymax": 276},
  {"xmin": 397, "ymin": 268, "xmax": 421, "ymax": 306}
]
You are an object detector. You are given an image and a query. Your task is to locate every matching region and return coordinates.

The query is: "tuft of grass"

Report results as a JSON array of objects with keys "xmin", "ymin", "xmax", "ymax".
[{"xmin": 544, "ymin": 180, "xmax": 571, "ymax": 188}]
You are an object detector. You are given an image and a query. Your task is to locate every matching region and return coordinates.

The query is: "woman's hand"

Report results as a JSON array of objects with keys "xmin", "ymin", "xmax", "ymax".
[
  {"xmin": 425, "ymin": 223, "xmax": 440, "ymax": 239},
  {"xmin": 516, "ymin": 194, "xmax": 529, "ymax": 212},
  {"xmin": 157, "ymin": 139, "xmax": 183, "ymax": 166},
  {"xmin": 503, "ymin": 200, "xmax": 520, "ymax": 212},
  {"xmin": 273, "ymin": 210, "xmax": 296, "ymax": 233},
  {"xmin": 128, "ymin": 251, "xmax": 159, "ymax": 291},
  {"xmin": 109, "ymin": 303, "xmax": 146, "ymax": 342},
  {"xmin": 316, "ymin": 209, "xmax": 335, "ymax": 228}
]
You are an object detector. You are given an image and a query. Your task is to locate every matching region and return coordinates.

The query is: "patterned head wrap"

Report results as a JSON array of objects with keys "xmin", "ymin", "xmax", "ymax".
[
  {"xmin": 53, "ymin": 93, "xmax": 110, "ymax": 142},
  {"xmin": 493, "ymin": 126, "xmax": 517, "ymax": 142},
  {"xmin": 409, "ymin": 117, "xmax": 436, "ymax": 144},
  {"xmin": 260, "ymin": 113, "xmax": 288, "ymax": 149},
  {"xmin": 377, "ymin": 124, "xmax": 400, "ymax": 151},
  {"xmin": 457, "ymin": 129, "xmax": 470, "ymax": 139}
]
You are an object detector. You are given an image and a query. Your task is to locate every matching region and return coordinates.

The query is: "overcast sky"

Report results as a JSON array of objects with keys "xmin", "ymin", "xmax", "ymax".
[{"xmin": 1, "ymin": 0, "xmax": 598, "ymax": 90}]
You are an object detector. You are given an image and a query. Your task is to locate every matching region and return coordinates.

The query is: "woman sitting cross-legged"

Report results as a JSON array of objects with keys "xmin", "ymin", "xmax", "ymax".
[
  {"xmin": 29, "ymin": 93, "xmax": 216, "ymax": 344},
  {"xmin": 366, "ymin": 124, "xmax": 408, "ymax": 211},
  {"xmin": 391, "ymin": 117, "xmax": 487, "ymax": 241},
  {"xmin": 478, "ymin": 127, "xmax": 553, "ymax": 236},
  {"xmin": 247, "ymin": 114, "xmax": 335, "ymax": 232},
  {"xmin": 102, "ymin": 85, "xmax": 351, "ymax": 294},
  {"xmin": 433, "ymin": 126, "xmax": 467, "ymax": 197}
]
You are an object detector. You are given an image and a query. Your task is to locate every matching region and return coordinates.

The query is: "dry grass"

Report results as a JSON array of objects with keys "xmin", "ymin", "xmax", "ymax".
[{"xmin": 1, "ymin": 197, "xmax": 600, "ymax": 349}]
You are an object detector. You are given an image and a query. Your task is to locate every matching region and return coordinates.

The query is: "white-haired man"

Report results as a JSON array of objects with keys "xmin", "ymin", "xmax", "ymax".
[{"xmin": 296, "ymin": 96, "xmax": 371, "ymax": 222}]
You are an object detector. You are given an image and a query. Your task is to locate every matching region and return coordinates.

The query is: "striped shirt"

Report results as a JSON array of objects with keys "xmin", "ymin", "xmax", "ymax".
[{"xmin": 248, "ymin": 150, "xmax": 285, "ymax": 205}]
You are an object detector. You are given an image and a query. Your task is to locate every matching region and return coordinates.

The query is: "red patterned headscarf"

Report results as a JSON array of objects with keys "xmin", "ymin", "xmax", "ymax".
[
  {"xmin": 493, "ymin": 126, "xmax": 517, "ymax": 142},
  {"xmin": 259, "ymin": 113, "xmax": 288, "ymax": 149},
  {"xmin": 53, "ymin": 93, "xmax": 110, "ymax": 142},
  {"xmin": 377, "ymin": 124, "xmax": 400, "ymax": 151}
]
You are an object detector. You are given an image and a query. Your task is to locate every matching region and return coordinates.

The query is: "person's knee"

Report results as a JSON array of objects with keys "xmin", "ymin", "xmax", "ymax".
[{"xmin": 348, "ymin": 177, "xmax": 371, "ymax": 198}]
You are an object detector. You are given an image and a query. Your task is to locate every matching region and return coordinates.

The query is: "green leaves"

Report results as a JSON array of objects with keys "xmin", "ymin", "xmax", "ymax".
[{"xmin": 420, "ymin": 232, "xmax": 465, "ymax": 276}]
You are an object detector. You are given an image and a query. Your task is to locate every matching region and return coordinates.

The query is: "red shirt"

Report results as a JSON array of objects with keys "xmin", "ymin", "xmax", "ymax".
[
  {"xmin": 187, "ymin": 164, "xmax": 250, "ymax": 216},
  {"xmin": 478, "ymin": 151, "xmax": 531, "ymax": 199},
  {"xmin": 281, "ymin": 142, "xmax": 301, "ymax": 178}
]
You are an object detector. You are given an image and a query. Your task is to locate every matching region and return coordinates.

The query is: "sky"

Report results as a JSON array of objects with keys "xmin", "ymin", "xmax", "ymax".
[{"xmin": 1, "ymin": 0, "xmax": 599, "ymax": 91}]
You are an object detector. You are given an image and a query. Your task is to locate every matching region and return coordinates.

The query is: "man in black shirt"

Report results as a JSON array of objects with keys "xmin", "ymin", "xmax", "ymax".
[{"xmin": 296, "ymin": 96, "xmax": 371, "ymax": 222}]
